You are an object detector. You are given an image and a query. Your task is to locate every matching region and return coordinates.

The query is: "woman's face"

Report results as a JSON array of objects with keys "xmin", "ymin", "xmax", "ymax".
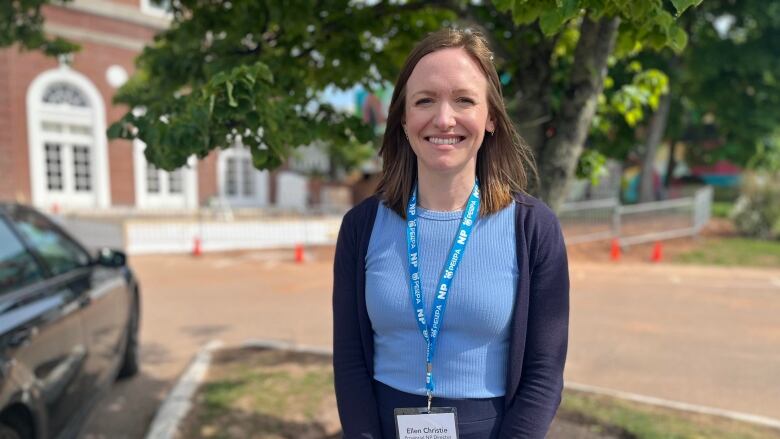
[{"xmin": 403, "ymin": 47, "xmax": 494, "ymax": 179}]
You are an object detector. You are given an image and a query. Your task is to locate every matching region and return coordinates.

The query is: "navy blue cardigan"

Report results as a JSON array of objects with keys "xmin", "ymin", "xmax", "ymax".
[{"xmin": 333, "ymin": 194, "xmax": 569, "ymax": 438}]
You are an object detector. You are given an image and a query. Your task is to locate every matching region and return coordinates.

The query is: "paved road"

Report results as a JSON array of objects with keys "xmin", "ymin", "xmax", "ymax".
[{"xmin": 79, "ymin": 250, "xmax": 780, "ymax": 438}]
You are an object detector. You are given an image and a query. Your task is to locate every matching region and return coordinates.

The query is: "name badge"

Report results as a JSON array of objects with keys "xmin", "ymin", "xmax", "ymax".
[{"xmin": 394, "ymin": 407, "xmax": 458, "ymax": 439}]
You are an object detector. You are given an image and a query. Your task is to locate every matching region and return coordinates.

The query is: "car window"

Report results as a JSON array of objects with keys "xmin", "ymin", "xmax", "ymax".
[
  {"xmin": 0, "ymin": 217, "xmax": 45, "ymax": 293},
  {"xmin": 10, "ymin": 209, "xmax": 90, "ymax": 276}
]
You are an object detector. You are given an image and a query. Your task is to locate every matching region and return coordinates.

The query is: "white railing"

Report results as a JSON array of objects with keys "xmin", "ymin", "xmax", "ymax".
[
  {"xmin": 58, "ymin": 186, "xmax": 714, "ymax": 255},
  {"xmin": 560, "ymin": 186, "xmax": 714, "ymax": 247}
]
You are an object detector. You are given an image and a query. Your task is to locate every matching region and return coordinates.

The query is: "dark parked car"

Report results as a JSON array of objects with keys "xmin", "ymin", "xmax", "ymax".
[{"xmin": 0, "ymin": 203, "xmax": 140, "ymax": 439}]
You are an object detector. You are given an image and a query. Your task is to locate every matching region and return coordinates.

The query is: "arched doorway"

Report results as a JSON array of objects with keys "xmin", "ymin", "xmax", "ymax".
[{"xmin": 26, "ymin": 67, "xmax": 110, "ymax": 210}]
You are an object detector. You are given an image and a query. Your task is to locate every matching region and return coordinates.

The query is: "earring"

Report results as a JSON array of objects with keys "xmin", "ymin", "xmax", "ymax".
[{"xmin": 489, "ymin": 129, "xmax": 495, "ymax": 136}]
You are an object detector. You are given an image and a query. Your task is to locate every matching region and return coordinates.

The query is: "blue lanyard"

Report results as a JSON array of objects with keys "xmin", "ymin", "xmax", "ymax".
[{"xmin": 405, "ymin": 180, "xmax": 480, "ymax": 404}]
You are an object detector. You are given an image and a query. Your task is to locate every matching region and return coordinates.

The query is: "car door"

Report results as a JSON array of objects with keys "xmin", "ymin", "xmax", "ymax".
[
  {"xmin": 0, "ymin": 209, "xmax": 89, "ymax": 437},
  {"xmin": 8, "ymin": 208, "xmax": 129, "ymax": 407}
]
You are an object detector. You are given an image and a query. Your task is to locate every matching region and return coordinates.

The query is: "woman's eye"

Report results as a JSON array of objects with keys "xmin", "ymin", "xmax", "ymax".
[
  {"xmin": 457, "ymin": 97, "xmax": 476, "ymax": 105},
  {"xmin": 415, "ymin": 98, "xmax": 433, "ymax": 105}
]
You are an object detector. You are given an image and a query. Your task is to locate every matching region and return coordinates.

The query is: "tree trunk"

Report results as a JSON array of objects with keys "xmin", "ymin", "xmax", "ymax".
[
  {"xmin": 536, "ymin": 16, "xmax": 620, "ymax": 212},
  {"xmin": 664, "ymin": 138, "xmax": 678, "ymax": 188},
  {"xmin": 639, "ymin": 93, "xmax": 671, "ymax": 202},
  {"xmin": 514, "ymin": 41, "xmax": 555, "ymax": 164}
]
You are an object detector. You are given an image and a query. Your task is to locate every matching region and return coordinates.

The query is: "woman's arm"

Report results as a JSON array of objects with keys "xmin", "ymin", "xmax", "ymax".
[
  {"xmin": 500, "ymin": 210, "xmax": 570, "ymax": 438},
  {"xmin": 333, "ymin": 210, "xmax": 383, "ymax": 438}
]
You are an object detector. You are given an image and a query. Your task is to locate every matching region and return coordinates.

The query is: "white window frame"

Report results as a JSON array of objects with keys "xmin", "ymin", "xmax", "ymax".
[
  {"xmin": 217, "ymin": 145, "xmax": 270, "ymax": 208},
  {"xmin": 26, "ymin": 66, "xmax": 111, "ymax": 210},
  {"xmin": 133, "ymin": 140, "xmax": 198, "ymax": 209}
]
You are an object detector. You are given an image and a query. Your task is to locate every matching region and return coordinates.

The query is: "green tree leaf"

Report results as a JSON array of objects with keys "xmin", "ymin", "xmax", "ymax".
[{"xmin": 670, "ymin": 0, "xmax": 704, "ymax": 16}]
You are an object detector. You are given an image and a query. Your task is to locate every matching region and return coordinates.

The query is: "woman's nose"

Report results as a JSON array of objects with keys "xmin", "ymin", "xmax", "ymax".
[{"xmin": 433, "ymin": 102, "xmax": 456, "ymax": 130}]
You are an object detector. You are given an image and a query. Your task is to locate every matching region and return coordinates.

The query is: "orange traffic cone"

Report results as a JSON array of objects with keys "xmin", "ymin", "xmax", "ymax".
[
  {"xmin": 294, "ymin": 244, "xmax": 305, "ymax": 263},
  {"xmin": 610, "ymin": 239, "xmax": 621, "ymax": 261},
  {"xmin": 192, "ymin": 237, "xmax": 202, "ymax": 257},
  {"xmin": 651, "ymin": 241, "xmax": 663, "ymax": 263}
]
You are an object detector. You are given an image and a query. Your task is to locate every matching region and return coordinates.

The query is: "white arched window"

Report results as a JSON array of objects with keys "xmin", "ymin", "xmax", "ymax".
[
  {"xmin": 26, "ymin": 67, "xmax": 111, "ymax": 210},
  {"xmin": 133, "ymin": 140, "xmax": 198, "ymax": 210},
  {"xmin": 217, "ymin": 144, "xmax": 270, "ymax": 207}
]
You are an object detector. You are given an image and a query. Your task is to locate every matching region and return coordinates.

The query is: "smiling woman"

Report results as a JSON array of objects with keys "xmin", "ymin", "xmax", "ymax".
[
  {"xmin": 333, "ymin": 28, "xmax": 570, "ymax": 439},
  {"xmin": 402, "ymin": 47, "xmax": 494, "ymax": 208}
]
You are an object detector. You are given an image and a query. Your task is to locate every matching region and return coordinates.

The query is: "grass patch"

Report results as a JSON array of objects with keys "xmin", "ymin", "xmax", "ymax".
[
  {"xmin": 180, "ymin": 348, "xmax": 340, "ymax": 439},
  {"xmin": 674, "ymin": 237, "xmax": 780, "ymax": 267},
  {"xmin": 180, "ymin": 347, "xmax": 780, "ymax": 438},
  {"xmin": 560, "ymin": 390, "xmax": 780, "ymax": 439},
  {"xmin": 712, "ymin": 202, "xmax": 734, "ymax": 219}
]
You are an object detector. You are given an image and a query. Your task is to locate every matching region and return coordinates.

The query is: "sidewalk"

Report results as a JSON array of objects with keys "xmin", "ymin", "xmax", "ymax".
[{"xmin": 79, "ymin": 249, "xmax": 780, "ymax": 437}]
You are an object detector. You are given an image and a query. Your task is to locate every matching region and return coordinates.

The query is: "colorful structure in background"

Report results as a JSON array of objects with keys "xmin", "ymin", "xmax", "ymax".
[
  {"xmin": 690, "ymin": 160, "xmax": 742, "ymax": 188},
  {"xmin": 620, "ymin": 142, "xmax": 742, "ymax": 203},
  {"xmin": 355, "ymin": 87, "xmax": 392, "ymax": 135}
]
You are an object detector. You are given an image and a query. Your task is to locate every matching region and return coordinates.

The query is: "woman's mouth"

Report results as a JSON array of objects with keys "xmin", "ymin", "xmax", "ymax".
[{"xmin": 425, "ymin": 136, "xmax": 466, "ymax": 145}]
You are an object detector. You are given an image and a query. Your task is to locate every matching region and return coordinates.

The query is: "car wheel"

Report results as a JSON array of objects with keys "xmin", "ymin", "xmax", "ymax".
[
  {"xmin": 117, "ymin": 296, "xmax": 140, "ymax": 379},
  {"xmin": 0, "ymin": 424, "xmax": 22, "ymax": 439}
]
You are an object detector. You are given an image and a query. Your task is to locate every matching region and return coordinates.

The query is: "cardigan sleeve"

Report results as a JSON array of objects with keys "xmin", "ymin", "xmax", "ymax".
[
  {"xmin": 332, "ymin": 209, "xmax": 383, "ymax": 438},
  {"xmin": 500, "ymin": 205, "xmax": 570, "ymax": 438}
]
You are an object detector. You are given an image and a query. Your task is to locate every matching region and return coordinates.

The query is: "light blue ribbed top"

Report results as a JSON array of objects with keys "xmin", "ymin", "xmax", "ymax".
[{"xmin": 366, "ymin": 201, "xmax": 518, "ymax": 398}]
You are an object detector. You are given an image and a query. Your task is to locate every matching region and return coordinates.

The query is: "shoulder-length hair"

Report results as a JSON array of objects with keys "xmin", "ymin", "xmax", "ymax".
[{"xmin": 375, "ymin": 28, "xmax": 537, "ymax": 218}]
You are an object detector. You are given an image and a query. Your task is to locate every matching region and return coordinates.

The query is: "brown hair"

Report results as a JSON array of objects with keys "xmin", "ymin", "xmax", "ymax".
[{"xmin": 375, "ymin": 28, "xmax": 537, "ymax": 218}]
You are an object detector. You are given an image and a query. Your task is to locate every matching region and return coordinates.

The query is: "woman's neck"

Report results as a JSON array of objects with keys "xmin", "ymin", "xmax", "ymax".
[{"xmin": 416, "ymin": 167, "xmax": 476, "ymax": 212}]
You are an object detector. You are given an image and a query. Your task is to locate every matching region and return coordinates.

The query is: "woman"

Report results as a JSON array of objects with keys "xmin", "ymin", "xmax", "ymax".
[{"xmin": 333, "ymin": 28, "xmax": 569, "ymax": 439}]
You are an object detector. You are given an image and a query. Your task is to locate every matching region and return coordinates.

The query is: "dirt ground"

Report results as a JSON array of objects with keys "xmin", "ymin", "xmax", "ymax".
[{"xmin": 78, "ymin": 223, "xmax": 780, "ymax": 438}]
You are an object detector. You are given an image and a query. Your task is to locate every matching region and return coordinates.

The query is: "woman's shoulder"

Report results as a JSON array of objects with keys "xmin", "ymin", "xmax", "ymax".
[
  {"xmin": 511, "ymin": 192, "xmax": 558, "ymax": 225},
  {"xmin": 342, "ymin": 195, "xmax": 381, "ymax": 228}
]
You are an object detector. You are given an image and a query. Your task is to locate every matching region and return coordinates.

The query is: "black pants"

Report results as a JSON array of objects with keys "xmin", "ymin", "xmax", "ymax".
[{"xmin": 374, "ymin": 380, "xmax": 504, "ymax": 439}]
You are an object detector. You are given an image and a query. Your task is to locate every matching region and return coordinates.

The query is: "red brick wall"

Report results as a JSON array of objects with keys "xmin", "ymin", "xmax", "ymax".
[
  {"xmin": 0, "ymin": 50, "xmax": 15, "ymax": 201},
  {"xmin": 0, "ymin": 49, "xmax": 59, "ymax": 204}
]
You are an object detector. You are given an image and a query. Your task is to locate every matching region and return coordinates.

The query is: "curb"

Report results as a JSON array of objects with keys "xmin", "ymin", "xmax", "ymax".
[
  {"xmin": 144, "ymin": 340, "xmax": 223, "ymax": 439},
  {"xmin": 240, "ymin": 338, "xmax": 333, "ymax": 356}
]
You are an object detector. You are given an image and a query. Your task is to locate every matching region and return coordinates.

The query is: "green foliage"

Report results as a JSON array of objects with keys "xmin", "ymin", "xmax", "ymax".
[
  {"xmin": 0, "ymin": 0, "xmax": 79, "ymax": 55},
  {"xmin": 590, "ymin": 62, "xmax": 669, "ymax": 161},
  {"xmin": 576, "ymin": 149, "xmax": 608, "ymax": 185},
  {"xmin": 710, "ymin": 201, "xmax": 733, "ymax": 219},
  {"xmin": 493, "ymin": 0, "xmax": 699, "ymax": 55},
  {"xmin": 610, "ymin": 67, "xmax": 669, "ymax": 127},
  {"xmin": 747, "ymin": 133, "xmax": 780, "ymax": 173},
  {"xmin": 666, "ymin": 0, "xmax": 780, "ymax": 168},
  {"xmin": 731, "ymin": 171, "xmax": 780, "ymax": 240},
  {"xmin": 109, "ymin": 0, "xmax": 454, "ymax": 173}
]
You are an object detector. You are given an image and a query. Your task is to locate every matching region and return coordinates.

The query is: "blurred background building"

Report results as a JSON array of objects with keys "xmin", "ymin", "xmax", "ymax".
[{"xmin": 0, "ymin": 0, "xmax": 341, "ymax": 214}]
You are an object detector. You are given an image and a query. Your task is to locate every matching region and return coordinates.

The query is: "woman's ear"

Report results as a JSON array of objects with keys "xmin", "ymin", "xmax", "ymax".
[{"xmin": 486, "ymin": 118, "xmax": 495, "ymax": 134}]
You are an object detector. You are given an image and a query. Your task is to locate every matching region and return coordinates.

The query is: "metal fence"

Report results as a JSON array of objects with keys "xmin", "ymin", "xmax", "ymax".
[
  {"xmin": 560, "ymin": 186, "xmax": 713, "ymax": 247},
  {"xmin": 57, "ymin": 186, "xmax": 714, "ymax": 255}
]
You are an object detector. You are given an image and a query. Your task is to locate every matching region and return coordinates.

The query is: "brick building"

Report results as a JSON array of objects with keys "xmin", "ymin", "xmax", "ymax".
[{"xmin": 0, "ymin": 0, "xmax": 326, "ymax": 213}]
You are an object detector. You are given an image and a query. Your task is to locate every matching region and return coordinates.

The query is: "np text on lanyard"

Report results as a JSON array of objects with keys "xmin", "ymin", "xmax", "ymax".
[{"xmin": 405, "ymin": 180, "xmax": 480, "ymax": 412}]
